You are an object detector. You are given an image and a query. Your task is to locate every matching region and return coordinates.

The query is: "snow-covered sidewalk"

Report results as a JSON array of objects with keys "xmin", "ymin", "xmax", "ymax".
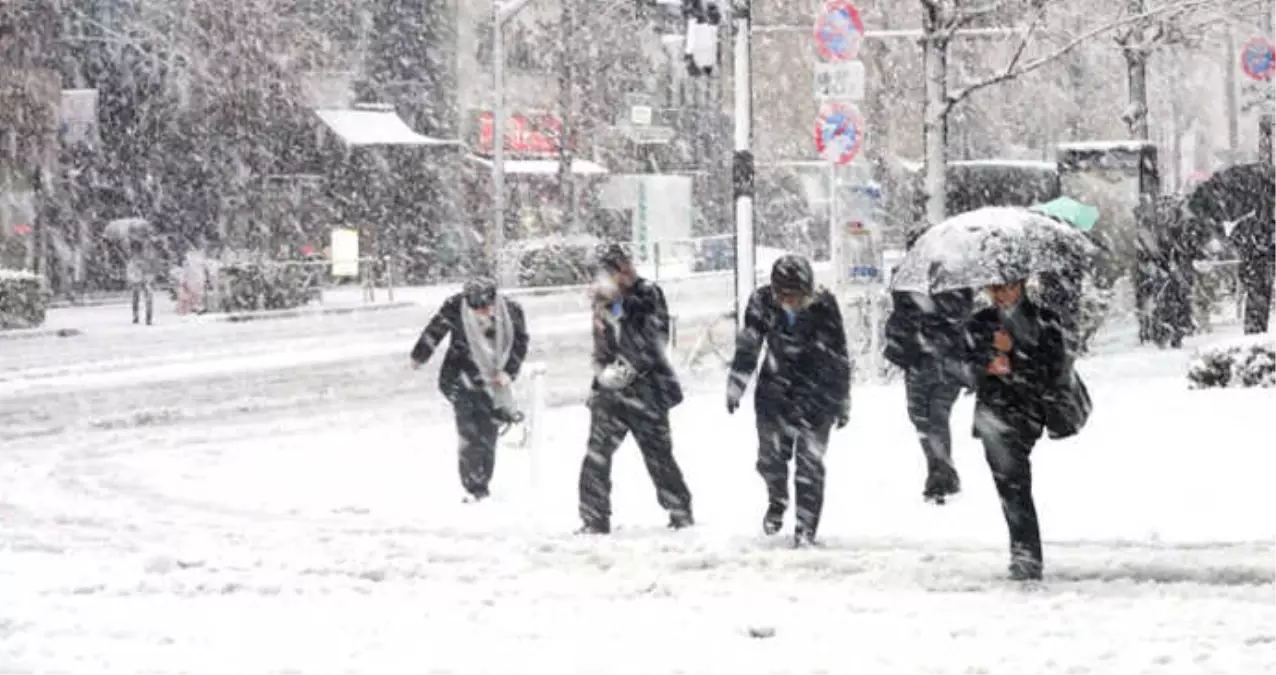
[{"xmin": 2, "ymin": 349, "xmax": 1272, "ymax": 673}]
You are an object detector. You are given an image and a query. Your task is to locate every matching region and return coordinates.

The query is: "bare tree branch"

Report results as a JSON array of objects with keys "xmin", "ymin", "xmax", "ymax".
[{"xmin": 946, "ymin": 0, "xmax": 1223, "ymax": 109}]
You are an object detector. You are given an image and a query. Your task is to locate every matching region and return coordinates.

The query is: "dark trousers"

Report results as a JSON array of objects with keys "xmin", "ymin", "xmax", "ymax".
[
  {"xmin": 756, "ymin": 413, "xmax": 832, "ymax": 537},
  {"xmin": 975, "ymin": 408, "xmax": 1043, "ymax": 569},
  {"xmin": 454, "ymin": 395, "xmax": 500, "ymax": 498},
  {"xmin": 131, "ymin": 281, "xmax": 153, "ymax": 324},
  {"xmin": 579, "ymin": 398, "xmax": 692, "ymax": 527},
  {"xmin": 905, "ymin": 364, "xmax": 962, "ymax": 478}
]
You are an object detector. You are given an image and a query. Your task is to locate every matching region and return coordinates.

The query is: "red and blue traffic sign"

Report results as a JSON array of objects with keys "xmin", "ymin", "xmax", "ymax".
[
  {"xmin": 1241, "ymin": 36, "xmax": 1274, "ymax": 81},
  {"xmin": 814, "ymin": 0, "xmax": 864, "ymax": 62},
  {"xmin": 814, "ymin": 102, "xmax": 865, "ymax": 166}
]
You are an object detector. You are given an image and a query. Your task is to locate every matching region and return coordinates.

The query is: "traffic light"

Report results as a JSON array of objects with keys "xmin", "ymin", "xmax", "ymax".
[{"xmin": 683, "ymin": 0, "xmax": 720, "ymax": 76}]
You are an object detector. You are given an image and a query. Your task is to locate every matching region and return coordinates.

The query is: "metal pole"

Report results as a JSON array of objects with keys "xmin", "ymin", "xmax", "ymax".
[
  {"xmin": 732, "ymin": 0, "xmax": 755, "ymax": 329},
  {"xmin": 492, "ymin": 8, "xmax": 506, "ymax": 282}
]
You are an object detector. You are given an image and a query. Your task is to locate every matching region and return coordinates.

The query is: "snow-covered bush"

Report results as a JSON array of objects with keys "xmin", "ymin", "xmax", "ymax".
[
  {"xmin": 1187, "ymin": 340, "xmax": 1276, "ymax": 389},
  {"xmin": 0, "ymin": 269, "xmax": 48, "ymax": 329},
  {"xmin": 218, "ymin": 263, "xmax": 318, "ymax": 312}
]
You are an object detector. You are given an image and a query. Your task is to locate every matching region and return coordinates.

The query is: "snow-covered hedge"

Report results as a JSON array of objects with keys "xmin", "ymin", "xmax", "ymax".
[
  {"xmin": 1187, "ymin": 339, "xmax": 1276, "ymax": 389},
  {"xmin": 219, "ymin": 263, "xmax": 319, "ymax": 312},
  {"xmin": 0, "ymin": 269, "xmax": 48, "ymax": 329}
]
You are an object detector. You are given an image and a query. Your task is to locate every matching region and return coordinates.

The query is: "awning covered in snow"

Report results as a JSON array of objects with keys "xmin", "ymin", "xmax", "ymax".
[
  {"xmin": 315, "ymin": 108, "xmax": 458, "ymax": 147},
  {"xmin": 466, "ymin": 155, "xmax": 609, "ymax": 176}
]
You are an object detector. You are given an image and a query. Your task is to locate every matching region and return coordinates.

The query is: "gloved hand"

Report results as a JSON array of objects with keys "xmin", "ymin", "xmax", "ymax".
[
  {"xmin": 597, "ymin": 359, "xmax": 637, "ymax": 391},
  {"xmin": 726, "ymin": 375, "xmax": 746, "ymax": 414},
  {"xmin": 836, "ymin": 399, "xmax": 850, "ymax": 429}
]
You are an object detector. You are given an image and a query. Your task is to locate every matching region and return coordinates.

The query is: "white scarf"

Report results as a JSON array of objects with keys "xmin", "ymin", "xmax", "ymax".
[{"xmin": 460, "ymin": 294, "xmax": 517, "ymax": 412}]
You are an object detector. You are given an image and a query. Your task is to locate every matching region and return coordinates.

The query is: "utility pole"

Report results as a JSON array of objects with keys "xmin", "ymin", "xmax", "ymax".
[
  {"xmin": 491, "ymin": 0, "xmax": 539, "ymax": 281},
  {"xmin": 558, "ymin": 0, "xmax": 577, "ymax": 233},
  {"xmin": 731, "ymin": 0, "xmax": 753, "ymax": 328}
]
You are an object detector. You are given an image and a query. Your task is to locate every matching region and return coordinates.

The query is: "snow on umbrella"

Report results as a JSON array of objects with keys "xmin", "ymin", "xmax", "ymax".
[
  {"xmin": 890, "ymin": 207, "xmax": 1097, "ymax": 295},
  {"xmin": 103, "ymin": 217, "xmax": 154, "ymax": 242}
]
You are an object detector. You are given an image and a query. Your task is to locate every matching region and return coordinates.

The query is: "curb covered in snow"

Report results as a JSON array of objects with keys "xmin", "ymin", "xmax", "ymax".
[
  {"xmin": 0, "ymin": 327, "xmax": 84, "ymax": 342},
  {"xmin": 219, "ymin": 301, "xmax": 418, "ymax": 323}
]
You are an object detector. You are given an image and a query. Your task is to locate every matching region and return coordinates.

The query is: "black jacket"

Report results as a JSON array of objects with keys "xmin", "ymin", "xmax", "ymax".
[
  {"xmin": 965, "ymin": 300, "xmax": 1068, "ymax": 436},
  {"xmin": 883, "ymin": 289, "xmax": 973, "ymax": 373},
  {"xmin": 729, "ymin": 285, "xmax": 851, "ymax": 423},
  {"xmin": 591, "ymin": 278, "xmax": 683, "ymax": 410},
  {"xmin": 410, "ymin": 293, "xmax": 530, "ymax": 402}
]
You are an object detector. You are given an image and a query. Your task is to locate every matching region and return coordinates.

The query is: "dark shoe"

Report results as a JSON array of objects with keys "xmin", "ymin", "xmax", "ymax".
[
  {"xmin": 923, "ymin": 465, "xmax": 961, "ymax": 505},
  {"xmin": 762, "ymin": 503, "xmax": 785, "ymax": 536},
  {"xmin": 1008, "ymin": 558, "xmax": 1043, "ymax": 581},
  {"xmin": 575, "ymin": 521, "xmax": 610, "ymax": 535},
  {"xmin": 461, "ymin": 491, "xmax": 489, "ymax": 504},
  {"xmin": 668, "ymin": 511, "xmax": 695, "ymax": 530},
  {"xmin": 793, "ymin": 528, "xmax": 818, "ymax": 549}
]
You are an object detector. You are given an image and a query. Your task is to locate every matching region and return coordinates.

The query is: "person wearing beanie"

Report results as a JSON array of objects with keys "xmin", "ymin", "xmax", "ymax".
[
  {"xmin": 726, "ymin": 254, "xmax": 851, "ymax": 547},
  {"xmin": 410, "ymin": 277, "xmax": 530, "ymax": 502},
  {"xmin": 577, "ymin": 243, "xmax": 694, "ymax": 535}
]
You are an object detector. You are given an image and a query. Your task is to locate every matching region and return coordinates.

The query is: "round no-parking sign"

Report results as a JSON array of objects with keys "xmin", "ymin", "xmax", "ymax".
[
  {"xmin": 814, "ymin": 102, "xmax": 865, "ymax": 166},
  {"xmin": 1241, "ymin": 37, "xmax": 1275, "ymax": 81}
]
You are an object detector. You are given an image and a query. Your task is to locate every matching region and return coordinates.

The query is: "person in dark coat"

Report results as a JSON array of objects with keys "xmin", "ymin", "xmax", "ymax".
[
  {"xmin": 411, "ymin": 278, "xmax": 530, "ymax": 502},
  {"xmin": 965, "ymin": 276, "xmax": 1069, "ymax": 581},
  {"xmin": 577, "ymin": 244, "xmax": 694, "ymax": 534},
  {"xmin": 884, "ymin": 288, "xmax": 972, "ymax": 505},
  {"xmin": 726, "ymin": 255, "xmax": 851, "ymax": 547}
]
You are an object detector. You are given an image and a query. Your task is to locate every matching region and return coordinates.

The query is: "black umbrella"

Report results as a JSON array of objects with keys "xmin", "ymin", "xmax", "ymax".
[{"xmin": 1186, "ymin": 162, "xmax": 1275, "ymax": 257}]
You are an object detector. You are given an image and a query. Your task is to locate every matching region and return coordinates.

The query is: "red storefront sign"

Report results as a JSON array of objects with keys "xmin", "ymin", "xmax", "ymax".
[{"xmin": 477, "ymin": 112, "xmax": 571, "ymax": 157}]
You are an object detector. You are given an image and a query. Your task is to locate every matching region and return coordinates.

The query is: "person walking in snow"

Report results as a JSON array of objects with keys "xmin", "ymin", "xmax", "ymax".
[
  {"xmin": 964, "ymin": 276, "xmax": 1069, "ymax": 581},
  {"xmin": 884, "ymin": 288, "xmax": 973, "ymax": 505},
  {"xmin": 125, "ymin": 238, "xmax": 158, "ymax": 325},
  {"xmin": 726, "ymin": 255, "xmax": 851, "ymax": 547},
  {"xmin": 410, "ymin": 277, "xmax": 530, "ymax": 502},
  {"xmin": 577, "ymin": 244, "xmax": 694, "ymax": 535}
]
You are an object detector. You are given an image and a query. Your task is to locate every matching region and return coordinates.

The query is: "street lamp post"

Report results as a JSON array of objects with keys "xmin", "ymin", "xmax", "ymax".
[{"xmin": 491, "ymin": 0, "xmax": 540, "ymax": 283}]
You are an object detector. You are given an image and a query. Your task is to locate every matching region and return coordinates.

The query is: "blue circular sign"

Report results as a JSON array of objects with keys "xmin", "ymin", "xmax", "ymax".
[{"xmin": 1241, "ymin": 37, "xmax": 1274, "ymax": 81}]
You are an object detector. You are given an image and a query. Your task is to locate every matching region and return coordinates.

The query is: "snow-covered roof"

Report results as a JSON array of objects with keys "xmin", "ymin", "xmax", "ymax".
[
  {"xmin": 0, "ymin": 269, "xmax": 39, "ymax": 281},
  {"xmin": 314, "ymin": 109, "xmax": 458, "ymax": 147},
  {"xmin": 1056, "ymin": 140, "xmax": 1154, "ymax": 153},
  {"xmin": 954, "ymin": 159, "xmax": 1057, "ymax": 172},
  {"xmin": 466, "ymin": 156, "xmax": 609, "ymax": 176},
  {"xmin": 895, "ymin": 158, "xmax": 1057, "ymax": 173}
]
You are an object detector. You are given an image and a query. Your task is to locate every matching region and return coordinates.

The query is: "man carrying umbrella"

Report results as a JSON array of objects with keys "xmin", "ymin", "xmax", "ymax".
[
  {"xmin": 965, "ymin": 274, "xmax": 1069, "ymax": 581},
  {"xmin": 727, "ymin": 255, "xmax": 851, "ymax": 547},
  {"xmin": 892, "ymin": 206, "xmax": 1093, "ymax": 580}
]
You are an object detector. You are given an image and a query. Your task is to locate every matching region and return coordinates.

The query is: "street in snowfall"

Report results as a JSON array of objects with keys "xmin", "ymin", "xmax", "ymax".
[{"xmin": 0, "ymin": 286, "xmax": 1272, "ymax": 675}]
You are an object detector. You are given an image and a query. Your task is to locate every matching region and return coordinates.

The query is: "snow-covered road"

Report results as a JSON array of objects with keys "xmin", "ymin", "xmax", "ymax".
[{"xmin": 1, "ymin": 300, "xmax": 1273, "ymax": 673}]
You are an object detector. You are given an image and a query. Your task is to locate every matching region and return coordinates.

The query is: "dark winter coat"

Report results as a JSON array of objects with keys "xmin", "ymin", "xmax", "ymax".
[
  {"xmin": 729, "ymin": 285, "xmax": 851, "ymax": 424},
  {"xmin": 410, "ymin": 294, "xmax": 530, "ymax": 403},
  {"xmin": 965, "ymin": 300, "xmax": 1068, "ymax": 437},
  {"xmin": 883, "ymin": 289, "xmax": 973, "ymax": 375},
  {"xmin": 591, "ymin": 278, "xmax": 683, "ymax": 411}
]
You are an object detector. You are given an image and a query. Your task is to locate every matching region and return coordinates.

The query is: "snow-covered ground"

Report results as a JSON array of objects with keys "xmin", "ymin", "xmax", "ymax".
[{"xmin": 1, "ymin": 304, "xmax": 1273, "ymax": 673}]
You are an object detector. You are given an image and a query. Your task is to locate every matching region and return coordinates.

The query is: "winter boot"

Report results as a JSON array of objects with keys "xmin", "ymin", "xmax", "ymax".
[
  {"xmin": 762, "ymin": 503, "xmax": 785, "ymax": 536},
  {"xmin": 575, "ymin": 521, "xmax": 610, "ymax": 535},
  {"xmin": 1008, "ymin": 545, "xmax": 1043, "ymax": 581},
  {"xmin": 668, "ymin": 510, "xmax": 695, "ymax": 530},
  {"xmin": 1008, "ymin": 558, "xmax": 1043, "ymax": 581},
  {"xmin": 923, "ymin": 464, "xmax": 961, "ymax": 505},
  {"xmin": 793, "ymin": 527, "xmax": 818, "ymax": 549}
]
